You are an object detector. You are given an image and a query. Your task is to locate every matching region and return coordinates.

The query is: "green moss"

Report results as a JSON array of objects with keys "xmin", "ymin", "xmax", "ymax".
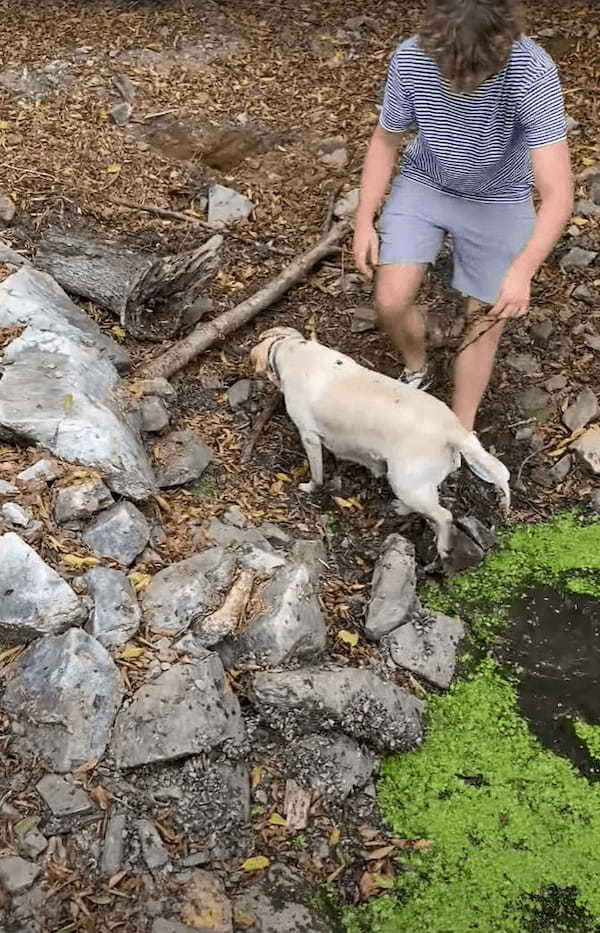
[
  {"xmin": 348, "ymin": 663, "xmax": 600, "ymax": 933},
  {"xmin": 422, "ymin": 512, "xmax": 600, "ymax": 646},
  {"xmin": 574, "ymin": 720, "xmax": 600, "ymax": 763}
]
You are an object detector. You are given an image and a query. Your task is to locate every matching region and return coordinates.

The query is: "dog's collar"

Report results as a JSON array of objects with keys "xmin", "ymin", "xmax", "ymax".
[{"xmin": 267, "ymin": 334, "xmax": 299, "ymax": 385}]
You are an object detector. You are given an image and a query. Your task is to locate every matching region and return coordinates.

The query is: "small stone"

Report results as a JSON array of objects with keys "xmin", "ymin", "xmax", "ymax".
[
  {"xmin": 366, "ymin": 534, "xmax": 417, "ymax": 640},
  {"xmin": 456, "ymin": 515, "xmax": 497, "ymax": 551},
  {"xmin": 560, "ymin": 246, "xmax": 597, "ymax": 268},
  {"xmin": 17, "ymin": 458, "xmax": 61, "ymax": 484},
  {"xmin": 100, "ymin": 811, "xmax": 126, "ymax": 877},
  {"xmin": 574, "ymin": 199, "xmax": 600, "ymax": 219},
  {"xmin": 155, "ymin": 430, "xmax": 214, "ymax": 488},
  {"xmin": 388, "ymin": 611, "xmax": 465, "ymax": 689},
  {"xmin": 350, "ymin": 304, "xmax": 376, "ymax": 333},
  {"xmin": 85, "ymin": 567, "xmax": 141, "ymax": 650},
  {"xmin": 131, "ymin": 377, "xmax": 176, "ymax": 401},
  {"xmin": 0, "ymin": 857, "xmax": 40, "ymax": 894},
  {"xmin": 110, "ymin": 654, "xmax": 245, "ymax": 769},
  {"xmin": 142, "ymin": 547, "xmax": 236, "ymax": 636},
  {"xmin": 506, "ymin": 351, "xmax": 542, "ymax": 375},
  {"xmin": 54, "ymin": 478, "xmax": 114, "ymax": 523},
  {"xmin": 571, "ymin": 426, "xmax": 600, "ymax": 474},
  {"xmin": 319, "ymin": 137, "xmax": 349, "ymax": 170},
  {"xmin": 111, "ymin": 101, "xmax": 133, "ymax": 125},
  {"xmin": 137, "ymin": 819, "xmax": 170, "ymax": 870},
  {"xmin": 549, "ymin": 454, "xmax": 572, "ymax": 483},
  {"xmin": 2, "ymin": 501, "xmax": 33, "ymax": 527},
  {"xmin": 585, "ymin": 334, "xmax": 600, "ymax": 352},
  {"xmin": 573, "ymin": 284, "xmax": 595, "ymax": 305},
  {"xmin": 36, "ymin": 774, "xmax": 95, "ymax": 819},
  {"xmin": 83, "ymin": 501, "xmax": 150, "ymax": 566},
  {"xmin": 334, "ymin": 187, "xmax": 360, "ymax": 219},
  {"xmin": 0, "ymin": 193, "xmax": 16, "ymax": 223},
  {"xmin": 530, "ymin": 321, "xmax": 554, "ymax": 348},
  {"xmin": 545, "ymin": 374, "xmax": 567, "ymax": 393},
  {"xmin": 515, "ymin": 425, "xmax": 535, "ymax": 441},
  {"xmin": 232, "ymin": 880, "xmax": 330, "ymax": 933},
  {"xmin": 1, "ymin": 628, "xmax": 123, "ymax": 772},
  {"xmin": 179, "ymin": 870, "xmax": 233, "ymax": 933},
  {"xmin": 139, "ymin": 396, "xmax": 170, "ymax": 433},
  {"xmin": 208, "ymin": 184, "xmax": 253, "ymax": 225},
  {"xmin": 287, "ymin": 734, "xmax": 377, "ymax": 800},
  {"xmin": 182, "ymin": 295, "xmax": 214, "ymax": 329},
  {"xmin": 222, "ymin": 505, "xmax": 248, "ymax": 528},
  {"xmin": 0, "ymin": 479, "xmax": 18, "ymax": 496},
  {"xmin": 227, "ymin": 378, "xmax": 253, "ymax": 409},
  {"xmin": 444, "ymin": 526, "xmax": 485, "ymax": 573},
  {"xmin": 562, "ymin": 388, "xmax": 599, "ymax": 432},
  {"xmin": 518, "ymin": 387, "xmax": 553, "ymax": 421},
  {"xmin": 20, "ymin": 829, "xmax": 47, "ymax": 859},
  {"xmin": 588, "ymin": 491, "xmax": 600, "ymax": 514},
  {"xmin": 566, "ymin": 114, "xmax": 580, "ymax": 133},
  {"xmin": 0, "ymin": 532, "xmax": 83, "ymax": 643}
]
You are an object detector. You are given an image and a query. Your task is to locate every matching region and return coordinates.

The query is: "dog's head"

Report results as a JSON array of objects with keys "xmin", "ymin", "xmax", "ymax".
[{"xmin": 249, "ymin": 326, "xmax": 304, "ymax": 384}]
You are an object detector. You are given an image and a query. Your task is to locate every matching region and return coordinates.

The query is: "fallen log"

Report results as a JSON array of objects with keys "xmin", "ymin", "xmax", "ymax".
[
  {"xmin": 35, "ymin": 229, "xmax": 222, "ymax": 338},
  {"xmin": 142, "ymin": 218, "xmax": 352, "ymax": 380}
]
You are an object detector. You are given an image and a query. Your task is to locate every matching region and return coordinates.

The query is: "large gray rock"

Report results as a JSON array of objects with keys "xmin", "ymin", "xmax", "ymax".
[
  {"xmin": 562, "ymin": 388, "xmax": 599, "ymax": 432},
  {"xmin": 251, "ymin": 666, "xmax": 425, "ymax": 753},
  {"xmin": 84, "ymin": 567, "xmax": 141, "ymax": 650},
  {"xmin": 0, "ymin": 326, "xmax": 156, "ymax": 500},
  {"xmin": 287, "ymin": 734, "xmax": 377, "ymax": 800},
  {"xmin": 208, "ymin": 184, "xmax": 253, "ymax": 225},
  {"xmin": 219, "ymin": 560, "xmax": 326, "ymax": 668},
  {"xmin": 155, "ymin": 430, "xmax": 213, "ymax": 488},
  {"xmin": 53, "ymin": 478, "xmax": 114, "ymax": 523},
  {"xmin": 366, "ymin": 534, "xmax": 417, "ymax": 640},
  {"xmin": 82, "ymin": 501, "xmax": 150, "ymax": 566},
  {"xmin": 387, "ymin": 611, "xmax": 465, "ymax": 689},
  {"xmin": 142, "ymin": 548, "xmax": 236, "ymax": 635},
  {"xmin": 0, "ymin": 532, "xmax": 84, "ymax": 643},
  {"xmin": 0, "ymin": 266, "xmax": 128, "ymax": 370},
  {"xmin": 560, "ymin": 246, "xmax": 597, "ymax": 268},
  {"xmin": 110, "ymin": 653, "xmax": 245, "ymax": 769},
  {"xmin": 1, "ymin": 628, "xmax": 123, "ymax": 772}
]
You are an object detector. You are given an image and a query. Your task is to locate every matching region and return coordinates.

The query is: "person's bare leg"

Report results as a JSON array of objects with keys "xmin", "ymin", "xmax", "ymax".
[
  {"xmin": 375, "ymin": 264, "xmax": 428, "ymax": 372},
  {"xmin": 452, "ymin": 297, "xmax": 505, "ymax": 431}
]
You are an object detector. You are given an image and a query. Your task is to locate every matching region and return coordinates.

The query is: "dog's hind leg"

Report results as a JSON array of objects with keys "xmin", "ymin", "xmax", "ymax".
[
  {"xmin": 389, "ymin": 473, "xmax": 454, "ymax": 560},
  {"xmin": 298, "ymin": 431, "xmax": 324, "ymax": 494}
]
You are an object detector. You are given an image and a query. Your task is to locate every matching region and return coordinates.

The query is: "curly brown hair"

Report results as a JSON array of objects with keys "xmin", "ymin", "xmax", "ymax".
[{"xmin": 418, "ymin": 0, "xmax": 525, "ymax": 94}]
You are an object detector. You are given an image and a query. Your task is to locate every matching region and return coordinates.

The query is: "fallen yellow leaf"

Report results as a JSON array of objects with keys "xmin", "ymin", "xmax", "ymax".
[
  {"xmin": 118, "ymin": 646, "xmax": 144, "ymax": 660},
  {"xmin": 106, "ymin": 163, "xmax": 122, "ymax": 174},
  {"xmin": 250, "ymin": 765, "xmax": 263, "ymax": 790},
  {"xmin": 269, "ymin": 813, "xmax": 287, "ymax": 827},
  {"xmin": 128, "ymin": 572, "xmax": 152, "ymax": 593},
  {"xmin": 241, "ymin": 856, "xmax": 269, "ymax": 872},
  {"xmin": 0, "ymin": 121, "xmax": 9, "ymax": 130},
  {"xmin": 338, "ymin": 630, "xmax": 359, "ymax": 647},
  {"xmin": 0, "ymin": 645, "xmax": 23, "ymax": 663},
  {"xmin": 275, "ymin": 472, "xmax": 291, "ymax": 483},
  {"xmin": 63, "ymin": 394, "xmax": 75, "ymax": 413},
  {"xmin": 329, "ymin": 827, "xmax": 341, "ymax": 846},
  {"xmin": 63, "ymin": 554, "xmax": 100, "ymax": 569},
  {"xmin": 111, "ymin": 325, "xmax": 126, "ymax": 340}
]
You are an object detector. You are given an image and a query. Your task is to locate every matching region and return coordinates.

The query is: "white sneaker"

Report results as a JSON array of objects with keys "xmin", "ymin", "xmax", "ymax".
[{"xmin": 399, "ymin": 365, "xmax": 432, "ymax": 391}]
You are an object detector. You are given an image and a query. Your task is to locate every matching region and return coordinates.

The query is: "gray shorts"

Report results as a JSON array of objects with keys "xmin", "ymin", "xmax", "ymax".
[{"xmin": 378, "ymin": 175, "xmax": 536, "ymax": 305}]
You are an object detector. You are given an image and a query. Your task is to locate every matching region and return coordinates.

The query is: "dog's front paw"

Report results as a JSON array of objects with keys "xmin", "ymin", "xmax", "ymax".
[{"xmin": 299, "ymin": 481, "xmax": 318, "ymax": 494}]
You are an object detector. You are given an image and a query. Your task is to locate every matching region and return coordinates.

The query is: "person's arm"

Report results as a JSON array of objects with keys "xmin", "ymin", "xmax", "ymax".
[
  {"xmin": 490, "ymin": 140, "xmax": 573, "ymax": 317},
  {"xmin": 353, "ymin": 127, "xmax": 404, "ymax": 278}
]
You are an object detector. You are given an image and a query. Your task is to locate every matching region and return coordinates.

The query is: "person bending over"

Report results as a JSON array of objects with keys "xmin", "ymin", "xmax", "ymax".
[{"xmin": 354, "ymin": 0, "xmax": 574, "ymax": 431}]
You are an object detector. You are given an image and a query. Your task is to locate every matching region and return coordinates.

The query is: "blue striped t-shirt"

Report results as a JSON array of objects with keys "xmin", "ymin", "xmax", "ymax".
[{"xmin": 380, "ymin": 36, "xmax": 567, "ymax": 202}]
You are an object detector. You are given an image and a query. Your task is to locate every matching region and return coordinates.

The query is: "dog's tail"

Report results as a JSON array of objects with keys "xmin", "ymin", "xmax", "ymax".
[{"xmin": 457, "ymin": 430, "xmax": 511, "ymax": 512}]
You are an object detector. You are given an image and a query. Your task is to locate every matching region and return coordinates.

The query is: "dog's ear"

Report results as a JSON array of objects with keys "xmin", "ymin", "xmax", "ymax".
[{"xmin": 249, "ymin": 340, "xmax": 270, "ymax": 376}]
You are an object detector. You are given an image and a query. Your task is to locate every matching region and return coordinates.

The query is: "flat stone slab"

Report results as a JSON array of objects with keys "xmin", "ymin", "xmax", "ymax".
[
  {"xmin": 82, "ymin": 501, "xmax": 150, "ymax": 566},
  {"xmin": 36, "ymin": 774, "xmax": 95, "ymax": 818},
  {"xmin": 0, "ymin": 857, "xmax": 41, "ymax": 895},
  {"xmin": 366, "ymin": 534, "xmax": 417, "ymax": 640},
  {"xmin": 387, "ymin": 611, "xmax": 465, "ymax": 689},
  {"xmin": 142, "ymin": 548, "xmax": 236, "ymax": 635},
  {"xmin": 233, "ymin": 877, "xmax": 330, "ymax": 933},
  {"xmin": 251, "ymin": 666, "xmax": 425, "ymax": 753},
  {"xmin": 85, "ymin": 567, "xmax": 141, "ymax": 650},
  {"xmin": 563, "ymin": 388, "xmax": 599, "ymax": 432},
  {"xmin": 571, "ymin": 426, "xmax": 600, "ymax": 474},
  {"xmin": 2, "ymin": 628, "xmax": 123, "ymax": 772},
  {"xmin": 0, "ymin": 532, "xmax": 84, "ymax": 643},
  {"xmin": 54, "ymin": 478, "xmax": 114, "ymax": 523},
  {"xmin": 110, "ymin": 653, "xmax": 245, "ymax": 769}
]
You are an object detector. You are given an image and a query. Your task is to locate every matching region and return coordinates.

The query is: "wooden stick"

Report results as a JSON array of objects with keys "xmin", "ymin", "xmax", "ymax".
[
  {"xmin": 241, "ymin": 391, "xmax": 282, "ymax": 462},
  {"xmin": 141, "ymin": 218, "xmax": 352, "ymax": 380},
  {"xmin": 109, "ymin": 197, "xmax": 292, "ymax": 256}
]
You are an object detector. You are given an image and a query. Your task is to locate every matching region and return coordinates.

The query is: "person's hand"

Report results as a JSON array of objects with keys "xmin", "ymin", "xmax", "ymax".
[
  {"xmin": 353, "ymin": 220, "xmax": 379, "ymax": 280},
  {"xmin": 490, "ymin": 261, "xmax": 532, "ymax": 318}
]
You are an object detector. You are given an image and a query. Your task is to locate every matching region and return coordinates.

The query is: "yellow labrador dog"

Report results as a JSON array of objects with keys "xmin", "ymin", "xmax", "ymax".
[{"xmin": 250, "ymin": 326, "xmax": 510, "ymax": 561}]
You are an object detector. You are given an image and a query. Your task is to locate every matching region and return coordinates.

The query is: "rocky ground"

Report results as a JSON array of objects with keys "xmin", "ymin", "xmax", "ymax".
[{"xmin": 0, "ymin": 0, "xmax": 599, "ymax": 931}]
